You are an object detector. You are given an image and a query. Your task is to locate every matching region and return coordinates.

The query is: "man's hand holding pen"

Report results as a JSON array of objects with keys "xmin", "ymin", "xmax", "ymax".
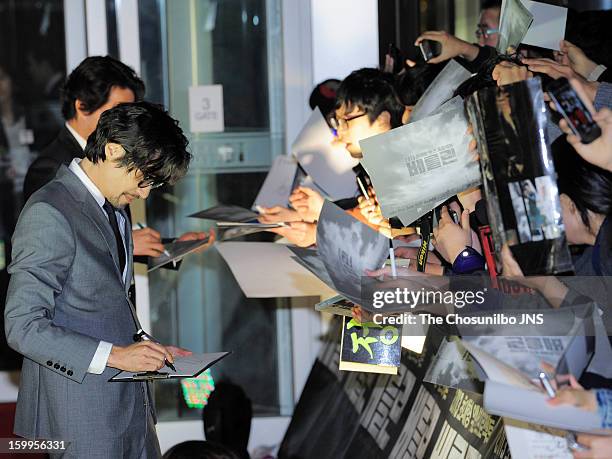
[{"xmin": 107, "ymin": 340, "xmax": 175, "ymax": 373}]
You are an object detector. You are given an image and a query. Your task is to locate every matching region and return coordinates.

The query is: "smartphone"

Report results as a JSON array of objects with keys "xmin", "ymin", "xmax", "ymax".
[
  {"xmin": 419, "ymin": 40, "xmax": 441, "ymax": 62},
  {"xmin": 547, "ymin": 78, "xmax": 602, "ymax": 144},
  {"xmin": 434, "ymin": 204, "xmax": 460, "ymax": 225}
]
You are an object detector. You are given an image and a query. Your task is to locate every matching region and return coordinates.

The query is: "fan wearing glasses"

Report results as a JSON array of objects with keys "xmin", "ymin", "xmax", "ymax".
[
  {"xmin": 476, "ymin": 0, "xmax": 501, "ymax": 48},
  {"xmin": 413, "ymin": 1, "xmax": 500, "ymax": 70},
  {"xmin": 331, "ymin": 68, "xmax": 404, "ymax": 159}
]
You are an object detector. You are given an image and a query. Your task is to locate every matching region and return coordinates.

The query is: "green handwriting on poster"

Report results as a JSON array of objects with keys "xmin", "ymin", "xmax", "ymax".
[{"xmin": 346, "ymin": 319, "xmax": 399, "ymax": 359}]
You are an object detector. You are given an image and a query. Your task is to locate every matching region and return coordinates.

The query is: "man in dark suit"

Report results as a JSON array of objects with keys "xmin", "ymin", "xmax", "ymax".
[
  {"xmin": 23, "ymin": 56, "xmax": 209, "ymax": 259},
  {"xmin": 6, "ymin": 102, "xmax": 192, "ymax": 457}
]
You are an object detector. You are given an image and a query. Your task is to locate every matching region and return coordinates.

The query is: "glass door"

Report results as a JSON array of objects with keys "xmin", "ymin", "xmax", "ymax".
[{"xmin": 136, "ymin": 0, "xmax": 293, "ymax": 423}]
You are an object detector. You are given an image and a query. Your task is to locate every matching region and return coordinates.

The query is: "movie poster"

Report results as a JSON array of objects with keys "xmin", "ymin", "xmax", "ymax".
[
  {"xmin": 279, "ymin": 319, "xmax": 511, "ymax": 459},
  {"xmin": 466, "ymin": 78, "xmax": 573, "ymax": 275}
]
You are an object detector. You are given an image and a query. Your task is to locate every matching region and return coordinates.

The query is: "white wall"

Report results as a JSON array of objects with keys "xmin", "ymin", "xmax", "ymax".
[{"xmin": 311, "ymin": 0, "xmax": 379, "ymax": 83}]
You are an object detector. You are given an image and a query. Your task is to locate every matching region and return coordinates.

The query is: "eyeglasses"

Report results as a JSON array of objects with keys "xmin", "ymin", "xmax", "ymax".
[
  {"xmin": 137, "ymin": 177, "xmax": 165, "ymax": 189},
  {"xmin": 475, "ymin": 25, "xmax": 499, "ymax": 39},
  {"xmin": 329, "ymin": 112, "xmax": 368, "ymax": 131}
]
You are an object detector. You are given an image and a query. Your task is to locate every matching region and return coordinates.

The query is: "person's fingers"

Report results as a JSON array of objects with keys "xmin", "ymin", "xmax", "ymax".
[
  {"xmin": 358, "ymin": 199, "xmax": 374, "ymax": 209},
  {"xmin": 300, "ymin": 187, "xmax": 318, "ymax": 197},
  {"xmin": 166, "ymin": 345, "xmax": 191, "ymax": 357},
  {"xmin": 394, "ymin": 247, "xmax": 418, "ymax": 259},
  {"xmin": 158, "ymin": 344, "xmax": 175, "ymax": 364},
  {"xmin": 266, "ymin": 226, "xmax": 287, "ymax": 236},
  {"xmin": 289, "ymin": 190, "xmax": 307, "ymax": 202},
  {"xmin": 597, "ymin": 107, "xmax": 611, "ymax": 118},
  {"xmin": 147, "ymin": 242, "xmax": 166, "ymax": 254},
  {"xmin": 289, "ymin": 222, "xmax": 308, "ymax": 231},
  {"xmin": 439, "ymin": 205, "xmax": 451, "ymax": 223},
  {"xmin": 144, "ymin": 227, "xmax": 162, "ymax": 240},
  {"xmin": 365, "ymin": 267, "xmax": 388, "ymax": 277},
  {"xmin": 522, "ymin": 57, "xmax": 556, "ymax": 65},
  {"xmin": 501, "ymin": 244, "xmax": 522, "ymax": 276},
  {"xmin": 460, "ymin": 209, "xmax": 470, "ymax": 231},
  {"xmin": 575, "ymin": 434, "xmax": 595, "ymax": 449},
  {"xmin": 432, "ymin": 226, "xmax": 439, "ymax": 240},
  {"xmin": 469, "ymin": 138, "xmax": 478, "ymax": 153},
  {"xmin": 291, "ymin": 198, "xmax": 309, "ymax": 209},
  {"xmin": 360, "ymin": 204, "xmax": 377, "ymax": 214},
  {"xmin": 140, "ymin": 341, "xmax": 167, "ymax": 362},
  {"xmin": 569, "ymin": 374, "xmax": 584, "ymax": 390},
  {"xmin": 427, "ymin": 56, "xmax": 444, "ymax": 65},
  {"xmin": 558, "ymin": 118, "xmax": 571, "ymax": 134},
  {"xmin": 258, "ymin": 215, "xmax": 274, "ymax": 223},
  {"xmin": 414, "ymin": 31, "xmax": 444, "ymax": 45},
  {"xmin": 566, "ymin": 133, "xmax": 581, "ymax": 148},
  {"xmin": 547, "ymin": 389, "xmax": 579, "ymax": 406},
  {"xmin": 540, "ymin": 361, "xmax": 555, "ymax": 374},
  {"xmin": 569, "ymin": 78, "xmax": 597, "ymax": 111}
]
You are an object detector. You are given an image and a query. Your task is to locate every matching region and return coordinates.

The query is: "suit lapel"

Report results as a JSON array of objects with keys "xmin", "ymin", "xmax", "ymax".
[
  {"xmin": 119, "ymin": 207, "xmax": 133, "ymax": 294},
  {"xmin": 56, "ymin": 166, "xmax": 125, "ymax": 284}
]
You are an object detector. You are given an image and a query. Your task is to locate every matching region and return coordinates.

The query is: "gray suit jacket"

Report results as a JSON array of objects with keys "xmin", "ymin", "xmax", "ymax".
[{"xmin": 5, "ymin": 165, "xmax": 155, "ymax": 454}]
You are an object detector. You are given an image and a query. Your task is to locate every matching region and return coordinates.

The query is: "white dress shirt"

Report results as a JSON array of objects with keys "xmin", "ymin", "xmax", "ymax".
[
  {"xmin": 68, "ymin": 158, "xmax": 128, "ymax": 374},
  {"xmin": 65, "ymin": 122, "xmax": 87, "ymax": 150}
]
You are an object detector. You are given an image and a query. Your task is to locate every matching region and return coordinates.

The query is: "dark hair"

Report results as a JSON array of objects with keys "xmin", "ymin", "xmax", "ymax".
[
  {"xmin": 481, "ymin": 0, "xmax": 502, "ymax": 10},
  {"xmin": 61, "ymin": 56, "xmax": 145, "ymax": 120},
  {"xmin": 553, "ymin": 138, "xmax": 612, "ymax": 229},
  {"xmin": 84, "ymin": 101, "xmax": 191, "ymax": 186},
  {"xmin": 335, "ymin": 68, "xmax": 405, "ymax": 128},
  {"xmin": 203, "ymin": 382, "xmax": 251, "ymax": 459},
  {"xmin": 309, "ymin": 79, "xmax": 341, "ymax": 118},
  {"xmin": 162, "ymin": 441, "xmax": 240, "ymax": 459},
  {"xmin": 395, "ymin": 63, "xmax": 445, "ymax": 106}
]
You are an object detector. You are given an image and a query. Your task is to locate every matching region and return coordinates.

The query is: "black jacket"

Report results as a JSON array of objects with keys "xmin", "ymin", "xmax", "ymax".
[{"xmin": 23, "ymin": 126, "xmax": 84, "ymax": 202}]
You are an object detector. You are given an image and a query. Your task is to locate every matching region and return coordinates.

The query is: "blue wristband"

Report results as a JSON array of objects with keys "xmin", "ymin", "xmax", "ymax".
[{"xmin": 452, "ymin": 246, "xmax": 485, "ymax": 274}]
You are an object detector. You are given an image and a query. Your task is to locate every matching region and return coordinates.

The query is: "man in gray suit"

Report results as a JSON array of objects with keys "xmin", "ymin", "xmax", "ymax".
[{"xmin": 4, "ymin": 101, "xmax": 192, "ymax": 458}]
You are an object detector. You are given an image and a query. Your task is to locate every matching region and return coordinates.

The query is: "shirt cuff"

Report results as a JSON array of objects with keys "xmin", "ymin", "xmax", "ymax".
[
  {"xmin": 87, "ymin": 341, "xmax": 113, "ymax": 374},
  {"xmin": 596, "ymin": 389, "xmax": 612, "ymax": 429},
  {"xmin": 588, "ymin": 64, "xmax": 607, "ymax": 82}
]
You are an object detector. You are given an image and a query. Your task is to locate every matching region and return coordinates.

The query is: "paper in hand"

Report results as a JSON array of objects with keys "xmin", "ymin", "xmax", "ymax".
[
  {"xmin": 409, "ymin": 60, "xmax": 472, "ymax": 123},
  {"xmin": 216, "ymin": 242, "xmax": 336, "ymax": 298},
  {"xmin": 148, "ymin": 238, "xmax": 211, "ymax": 272},
  {"xmin": 287, "ymin": 246, "xmax": 336, "ymax": 290},
  {"xmin": 316, "ymin": 200, "xmax": 389, "ymax": 305},
  {"xmin": 189, "ymin": 204, "xmax": 258, "ymax": 223},
  {"xmin": 252, "ymin": 155, "xmax": 299, "ymax": 209},
  {"xmin": 497, "ymin": 0, "xmax": 534, "ymax": 54},
  {"xmin": 292, "ymin": 108, "xmax": 359, "ymax": 200},
  {"xmin": 360, "ymin": 106, "xmax": 480, "ymax": 226},
  {"xmin": 521, "ymin": 1, "xmax": 567, "ymax": 51}
]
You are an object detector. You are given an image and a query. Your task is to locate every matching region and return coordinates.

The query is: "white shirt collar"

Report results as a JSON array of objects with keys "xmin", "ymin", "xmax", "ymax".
[
  {"xmin": 65, "ymin": 121, "xmax": 87, "ymax": 150},
  {"xmin": 68, "ymin": 158, "xmax": 105, "ymax": 208}
]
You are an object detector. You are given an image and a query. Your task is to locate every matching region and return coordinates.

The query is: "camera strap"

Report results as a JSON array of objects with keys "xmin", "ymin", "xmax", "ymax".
[{"xmin": 417, "ymin": 211, "xmax": 433, "ymax": 272}]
